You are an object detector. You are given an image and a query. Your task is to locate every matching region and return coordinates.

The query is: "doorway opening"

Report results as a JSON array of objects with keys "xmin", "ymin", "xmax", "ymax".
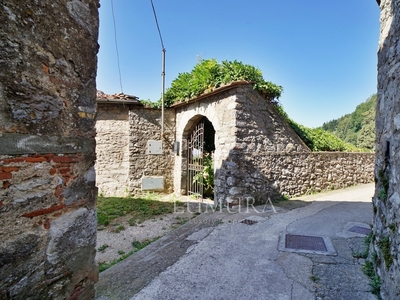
[{"xmin": 186, "ymin": 116, "xmax": 215, "ymax": 199}]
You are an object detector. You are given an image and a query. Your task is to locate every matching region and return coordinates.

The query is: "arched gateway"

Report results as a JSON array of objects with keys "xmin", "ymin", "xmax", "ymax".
[
  {"xmin": 95, "ymin": 82, "xmax": 373, "ymax": 208},
  {"xmin": 172, "ymin": 82, "xmax": 310, "ymax": 206},
  {"xmin": 182, "ymin": 115, "xmax": 215, "ymax": 199}
]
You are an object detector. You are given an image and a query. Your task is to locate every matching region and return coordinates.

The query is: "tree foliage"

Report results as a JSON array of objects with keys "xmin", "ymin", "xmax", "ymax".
[
  {"xmin": 321, "ymin": 94, "xmax": 376, "ymax": 150},
  {"xmin": 275, "ymin": 106, "xmax": 361, "ymax": 151},
  {"xmin": 141, "ymin": 58, "xmax": 368, "ymax": 152},
  {"xmin": 158, "ymin": 58, "xmax": 283, "ymax": 107}
]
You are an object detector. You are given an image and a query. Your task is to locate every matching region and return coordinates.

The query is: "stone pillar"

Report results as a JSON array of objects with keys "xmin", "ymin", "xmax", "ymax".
[
  {"xmin": 0, "ymin": 1, "xmax": 99, "ymax": 299},
  {"xmin": 374, "ymin": 0, "xmax": 400, "ymax": 298}
]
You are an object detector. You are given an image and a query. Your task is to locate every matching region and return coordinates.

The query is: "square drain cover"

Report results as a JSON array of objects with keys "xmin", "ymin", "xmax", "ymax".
[
  {"xmin": 240, "ymin": 219, "xmax": 258, "ymax": 225},
  {"xmin": 349, "ymin": 226, "xmax": 371, "ymax": 235},
  {"xmin": 279, "ymin": 234, "xmax": 336, "ymax": 256},
  {"xmin": 285, "ymin": 234, "xmax": 327, "ymax": 252}
]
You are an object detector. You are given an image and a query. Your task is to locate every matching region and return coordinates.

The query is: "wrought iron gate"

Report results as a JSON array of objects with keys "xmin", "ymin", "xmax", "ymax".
[{"xmin": 187, "ymin": 120, "xmax": 204, "ymax": 198}]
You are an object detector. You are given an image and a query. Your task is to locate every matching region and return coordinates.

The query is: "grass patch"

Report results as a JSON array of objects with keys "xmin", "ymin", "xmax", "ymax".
[
  {"xmin": 174, "ymin": 216, "xmax": 190, "ymax": 226},
  {"xmin": 360, "ymin": 232, "xmax": 382, "ymax": 299},
  {"xmin": 362, "ymin": 261, "xmax": 381, "ymax": 299},
  {"xmin": 98, "ymin": 244, "xmax": 109, "ymax": 252},
  {"xmin": 99, "ymin": 236, "xmax": 161, "ymax": 272},
  {"xmin": 131, "ymin": 239, "xmax": 158, "ymax": 250},
  {"xmin": 114, "ymin": 225, "xmax": 125, "ymax": 233},
  {"xmin": 378, "ymin": 236, "xmax": 393, "ymax": 269},
  {"xmin": 97, "ymin": 193, "xmax": 185, "ymax": 227}
]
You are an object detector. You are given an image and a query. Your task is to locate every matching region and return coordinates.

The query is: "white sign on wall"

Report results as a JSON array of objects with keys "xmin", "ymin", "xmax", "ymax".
[
  {"xmin": 141, "ymin": 176, "xmax": 164, "ymax": 191},
  {"xmin": 147, "ymin": 140, "xmax": 163, "ymax": 155}
]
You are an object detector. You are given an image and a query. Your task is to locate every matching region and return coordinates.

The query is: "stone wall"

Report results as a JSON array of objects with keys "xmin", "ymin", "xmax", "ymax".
[
  {"xmin": 95, "ymin": 104, "xmax": 130, "ymax": 196},
  {"xmin": 173, "ymin": 83, "xmax": 374, "ymax": 205},
  {"xmin": 373, "ymin": 0, "xmax": 400, "ymax": 298},
  {"xmin": 174, "ymin": 84, "xmax": 310, "ymax": 199},
  {"xmin": 0, "ymin": 1, "xmax": 99, "ymax": 299},
  {"xmin": 235, "ymin": 87, "xmax": 310, "ymax": 153},
  {"xmin": 129, "ymin": 107, "xmax": 175, "ymax": 194},
  {"xmin": 216, "ymin": 151, "xmax": 374, "ymax": 204}
]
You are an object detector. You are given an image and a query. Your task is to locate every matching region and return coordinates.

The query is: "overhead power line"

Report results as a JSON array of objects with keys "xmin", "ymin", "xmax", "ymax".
[
  {"xmin": 111, "ymin": 0, "xmax": 124, "ymax": 93},
  {"xmin": 150, "ymin": 0, "xmax": 165, "ymax": 50},
  {"xmin": 150, "ymin": 0, "xmax": 166, "ymax": 137}
]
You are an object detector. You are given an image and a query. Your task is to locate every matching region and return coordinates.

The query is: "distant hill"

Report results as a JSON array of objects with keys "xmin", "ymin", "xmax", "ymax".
[{"xmin": 321, "ymin": 94, "xmax": 376, "ymax": 150}]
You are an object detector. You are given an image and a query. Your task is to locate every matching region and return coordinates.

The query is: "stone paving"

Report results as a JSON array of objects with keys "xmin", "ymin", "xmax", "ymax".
[{"xmin": 95, "ymin": 183, "xmax": 377, "ymax": 300}]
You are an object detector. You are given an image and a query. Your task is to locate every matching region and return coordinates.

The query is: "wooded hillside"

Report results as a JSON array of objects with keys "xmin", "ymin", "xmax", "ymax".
[{"xmin": 321, "ymin": 94, "xmax": 376, "ymax": 150}]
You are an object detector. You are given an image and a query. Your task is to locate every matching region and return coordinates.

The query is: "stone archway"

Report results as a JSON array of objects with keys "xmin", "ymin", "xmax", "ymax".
[
  {"xmin": 175, "ymin": 114, "xmax": 218, "ymax": 197},
  {"xmin": 172, "ymin": 86, "xmax": 239, "ymax": 206},
  {"xmin": 172, "ymin": 83, "xmax": 313, "ymax": 206}
]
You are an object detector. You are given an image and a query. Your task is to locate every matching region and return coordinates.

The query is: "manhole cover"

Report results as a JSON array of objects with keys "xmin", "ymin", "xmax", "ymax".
[
  {"xmin": 349, "ymin": 226, "xmax": 371, "ymax": 235},
  {"xmin": 240, "ymin": 219, "xmax": 258, "ymax": 225},
  {"xmin": 285, "ymin": 234, "xmax": 327, "ymax": 252}
]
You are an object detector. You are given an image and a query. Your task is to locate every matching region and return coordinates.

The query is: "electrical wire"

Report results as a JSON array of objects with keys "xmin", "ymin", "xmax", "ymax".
[
  {"xmin": 111, "ymin": 0, "xmax": 124, "ymax": 93},
  {"xmin": 150, "ymin": 0, "xmax": 165, "ymax": 50},
  {"xmin": 150, "ymin": 0, "xmax": 166, "ymax": 136}
]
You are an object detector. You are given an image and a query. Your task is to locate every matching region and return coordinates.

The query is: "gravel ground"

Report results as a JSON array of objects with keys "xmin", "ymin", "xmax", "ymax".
[
  {"xmin": 95, "ymin": 196, "xmax": 308, "ymax": 265},
  {"xmin": 96, "ymin": 196, "xmax": 213, "ymax": 264}
]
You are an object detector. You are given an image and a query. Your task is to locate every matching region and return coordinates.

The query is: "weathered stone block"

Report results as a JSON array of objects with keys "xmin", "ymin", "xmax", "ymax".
[
  {"xmin": 373, "ymin": 1, "xmax": 400, "ymax": 298},
  {"xmin": 0, "ymin": 0, "xmax": 99, "ymax": 298}
]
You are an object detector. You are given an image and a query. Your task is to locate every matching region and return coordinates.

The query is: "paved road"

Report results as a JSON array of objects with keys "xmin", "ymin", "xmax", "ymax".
[{"xmin": 96, "ymin": 183, "xmax": 377, "ymax": 300}]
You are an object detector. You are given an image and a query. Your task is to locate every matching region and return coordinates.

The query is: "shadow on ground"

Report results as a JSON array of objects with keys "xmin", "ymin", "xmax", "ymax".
[{"xmin": 95, "ymin": 184, "xmax": 376, "ymax": 300}]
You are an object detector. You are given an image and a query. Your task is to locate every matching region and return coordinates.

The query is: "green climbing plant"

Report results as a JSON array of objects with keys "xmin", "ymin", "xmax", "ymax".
[
  {"xmin": 275, "ymin": 105, "xmax": 365, "ymax": 152},
  {"xmin": 159, "ymin": 58, "xmax": 283, "ymax": 107},
  {"xmin": 193, "ymin": 152, "xmax": 214, "ymax": 198}
]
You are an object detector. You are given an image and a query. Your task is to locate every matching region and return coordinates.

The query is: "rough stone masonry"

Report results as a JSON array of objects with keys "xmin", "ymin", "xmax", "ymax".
[
  {"xmin": 0, "ymin": 1, "xmax": 99, "ymax": 299},
  {"xmin": 374, "ymin": 0, "xmax": 400, "ymax": 299}
]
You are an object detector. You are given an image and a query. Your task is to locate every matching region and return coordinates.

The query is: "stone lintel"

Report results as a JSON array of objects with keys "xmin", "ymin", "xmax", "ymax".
[{"xmin": 0, "ymin": 133, "xmax": 95, "ymax": 155}]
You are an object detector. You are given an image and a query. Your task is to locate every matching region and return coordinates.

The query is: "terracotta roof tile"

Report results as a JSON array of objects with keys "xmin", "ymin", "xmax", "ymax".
[{"xmin": 96, "ymin": 90, "xmax": 142, "ymax": 105}]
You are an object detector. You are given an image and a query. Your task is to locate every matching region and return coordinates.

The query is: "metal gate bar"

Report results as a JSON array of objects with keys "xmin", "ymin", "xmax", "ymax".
[{"xmin": 187, "ymin": 120, "xmax": 204, "ymax": 198}]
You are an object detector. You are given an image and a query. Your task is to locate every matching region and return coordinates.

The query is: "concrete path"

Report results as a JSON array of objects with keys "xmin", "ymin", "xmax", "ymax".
[{"xmin": 95, "ymin": 183, "xmax": 377, "ymax": 300}]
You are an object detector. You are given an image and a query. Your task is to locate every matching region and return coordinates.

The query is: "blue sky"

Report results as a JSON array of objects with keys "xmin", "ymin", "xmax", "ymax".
[{"xmin": 97, "ymin": 0, "xmax": 380, "ymax": 128}]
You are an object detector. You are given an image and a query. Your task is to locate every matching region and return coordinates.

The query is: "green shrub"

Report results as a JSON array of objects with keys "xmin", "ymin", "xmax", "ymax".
[
  {"xmin": 142, "ymin": 58, "xmax": 363, "ymax": 153},
  {"xmin": 150, "ymin": 58, "xmax": 283, "ymax": 107},
  {"xmin": 192, "ymin": 152, "xmax": 214, "ymax": 197},
  {"xmin": 276, "ymin": 105, "xmax": 364, "ymax": 152}
]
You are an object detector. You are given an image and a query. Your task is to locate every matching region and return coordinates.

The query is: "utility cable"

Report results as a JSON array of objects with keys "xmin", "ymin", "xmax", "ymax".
[
  {"xmin": 149, "ymin": 0, "xmax": 166, "ymax": 137},
  {"xmin": 111, "ymin": 0, "xmax": 124, "ymax": 93},
  {"xmin": 150, "ymin": 0, "xmax": 165, "ymax": 50}
]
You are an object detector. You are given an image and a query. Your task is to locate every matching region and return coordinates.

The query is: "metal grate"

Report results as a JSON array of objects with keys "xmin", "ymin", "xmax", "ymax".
[
  {"xmin": 348, "ymin": 226, "xmax": 371, "ymax": 235},
  {"xmin": 240, "ymin": 219, "xmax": 258, "ymax": 225},
  {"xmin": 285, "ymin": 234, "xmax": 327, "ymax": 252},
  {"xmin": 187, "ymin": 120, "xmax": 204, "ymax": 199}
]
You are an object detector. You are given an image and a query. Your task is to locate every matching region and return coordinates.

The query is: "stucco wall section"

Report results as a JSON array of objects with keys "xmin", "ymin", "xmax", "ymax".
[
  {"xmin": 374, "ymin": 0, "xmax": 400, "ymax": 298},
  {"xmin": 95, "ymin": 104, "xmax": 130, "ymax": 196}
]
